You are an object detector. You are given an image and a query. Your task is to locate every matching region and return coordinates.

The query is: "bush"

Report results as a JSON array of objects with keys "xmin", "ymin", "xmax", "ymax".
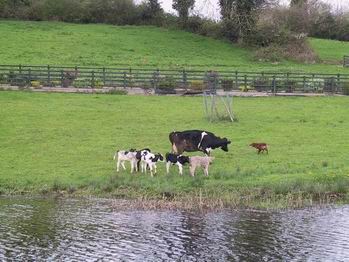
[
  {"xmin": 0, "ymin": 73, "xmax": 7, "ymax": 84},
  {"xmin": 239, "ymin": 85, "xmax": 252, "ymax": 92},
  {"xmin": 92, "ymin": 78, "xmax": 103, "ymax": 88},
  {"xmin": 51, "ymin": 80, "xmax": 61, "ymax": 87},
  {"xmin": 73, "ymin": 78, "xmax": 89, "ymax": 88},
  {"xmin": 30, "ymin": 80, "xmax": 41, "ymax": 88},
  {"xmin": 323, "ymin": 77, "xmax": 337, "ymax": 93},
  {"xmin": 157, "ymin": 75, "xmax": 176, "ymax": 89},
  {"xmin": 283, "ymin": 80, "xmax": 298, "ymax": 93},
  {"xmin": 221, "ymin": 79, "xmax": 234, "ymax": 91},
  {"xmin": 252, "ymin": 77, "xmax": 270, "ymax": 92},
  {"xmin": 190, "ymin": 80, "xmax": 205, "ymax": 90},
  {"xmin": 342, "ymin": 82, "xmax": 349, "ymax": 96}
]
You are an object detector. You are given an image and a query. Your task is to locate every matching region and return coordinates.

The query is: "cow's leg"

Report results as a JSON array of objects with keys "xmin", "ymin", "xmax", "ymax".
[
  {"xmin": 189, "ymin": 165, "xmax": 195, "ymax": 177},
  {"xmin": 149, "ymin": 164, "xmax": 153, "ymax": 177},
  {"xmin": 154, "ymin": 163, "xmax": 157, "ymax": 174},
  {"xmin": 266, "ymin": 148, "xmax": 269, "ymax": 154},
  {"xmin": 204, "ymin": 166, "xmax": 209, "ymax": 176},
  {"xmin": 166, "ymin": 162, "xmax": 171, "ymax": 174},
  {"xmin": 178, "ymin": 163, "xmax": 183, "ymax": 176},
  {"xmin": 121, "ymin": 161, "xmax": 126, "ymax": 170},
  {"xmin": 130, "ymin": 160, "xmax": 135, "ymax": 174},
  {"xmin": 116, "ymin": 159, "xmax": 121, "ymax": 172}
]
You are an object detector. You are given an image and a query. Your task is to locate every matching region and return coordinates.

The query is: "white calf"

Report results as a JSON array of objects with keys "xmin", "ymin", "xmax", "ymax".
[
  {"xmin": 189, "ymin": 156, "xmax": 214, "ymax": 177},
  {"xmin": 114, "ymin": 150, "xmax": 137, "ymax": 173}
]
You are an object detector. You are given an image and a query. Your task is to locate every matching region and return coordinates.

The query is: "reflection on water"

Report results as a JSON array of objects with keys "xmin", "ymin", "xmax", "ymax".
[{"xmin": 0, "ymin": 197, "xmax": 349, "ymax": 261}]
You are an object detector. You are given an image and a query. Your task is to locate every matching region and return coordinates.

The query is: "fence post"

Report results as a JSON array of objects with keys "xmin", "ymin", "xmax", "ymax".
[
  {"xmin": 337, "ymin": 74, "xmax": 340, "ymax": 94},
  {"xmin": 102, "ymin": 67, "xmax": 106, "ymax": 87},
  {"xmin": 272, "ymin": 75, "xmax": 276, "ymax": 94},
  {"xmin": 28, "ymin": 68, "xmax": 31, "ymax": 86},
  {"xmin": 182, "ymin": 69, "xmax": 187, "ymax": 90},
  {"xmin": 61, "ymin": 70, "xmax": 64, "ymax": 87},
  {"xmin": 123, "ymin": 71, "xmax": 127, "ymax": 89},
  {"xmin": 47, "ymin": 65, "xmax": 51, "ymax": 87},
  {"xmin": 303, "ymin": 76, "xmax": 306, "ymax": 92},
  {"xmin": 235, "ymin": 71, "xmax": 238, "ymax": 89},
  {"xmin": 19, "ymin": 64, "xmax": 22, "ymax": 74},
  {"xmin": 129, "ymin": 68, "xmax": 132, "ymax": 88},
  {"xmin": 91, "ymin": 71, "xmax": 95, "ymax": 88},
  {"xmin": 244, "ymin": 74, "xmax": 247, "ymax": 90}
]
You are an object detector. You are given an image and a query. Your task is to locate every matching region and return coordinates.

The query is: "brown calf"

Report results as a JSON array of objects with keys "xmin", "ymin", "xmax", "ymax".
[{"xmin": 250, "ymin": 143, "xmax": 268, "ymax": 154}]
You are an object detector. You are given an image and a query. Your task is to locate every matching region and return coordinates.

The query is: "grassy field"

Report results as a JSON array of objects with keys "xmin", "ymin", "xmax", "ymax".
[
  {"xmin": 1, "ymin": 20, "xmax": 349, "ymax": 74},
  {"xmin": 0, "ymin": 91, "xmax": 349, "ymax": 208}
]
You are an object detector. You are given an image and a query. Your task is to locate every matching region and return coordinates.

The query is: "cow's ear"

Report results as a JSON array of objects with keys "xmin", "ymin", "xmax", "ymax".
[{"xmin": 226, "ymin": 140, "xmax": 231, "ymax": 144}]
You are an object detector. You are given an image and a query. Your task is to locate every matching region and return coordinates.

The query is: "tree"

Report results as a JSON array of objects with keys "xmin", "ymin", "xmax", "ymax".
[
  {"xmin": 290, "ymin": 0, "xmax": 307, "ymax": 7},
  {"xmin": 172, "ymin": 0, "xmax": 195, "ymax": 21},
  {"xmin": 219, "ymin": 0, "xmax": 269, "ymax": 41}
]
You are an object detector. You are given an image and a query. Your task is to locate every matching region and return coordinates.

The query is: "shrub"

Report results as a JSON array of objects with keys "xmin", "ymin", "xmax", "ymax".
[
  {"xmin": 323, "ymin": 77, "xmax": 338, "ymax": 93},
  {"xmin": 157, "ymin": 75, "xmax": 176, "ymax": 89},
  {"xmin": 341, "ymin": 82, "xmax": 349, "ymax": 96},
  {"xmin": 30, "ymin": 80, "xmax": 41, "ymax": 88},
  {"xmin": 190, "ymin": 80, "xmax": 205, "ymax": 90},
  {"xmin": 239, "ymin": 85, "xmax": 252, "ymax": 92},
  {"xmin": 51, "ymin": 80, "xmax": 61, "ymax": 87},
  {"xmin": 0, "ymin": 73, "xmax": 7, "ymax": 84},
  {"xmin": 283, "ymin": 80, "xmax": 298, "ymax": 93},
  {"xmin": 252, "ymin": 77, "xmax": 270, "ymax": 92},
  {"xmin": 221, "ymin": 79, "xmax": 234, "ymax": 91},
  {"xmin": 92, "ymin": 78, "xmax": 103, "ymax": 88},
  {"xmin": 73, "ymin": 78, "xmax": 89, "ymax": 88}
]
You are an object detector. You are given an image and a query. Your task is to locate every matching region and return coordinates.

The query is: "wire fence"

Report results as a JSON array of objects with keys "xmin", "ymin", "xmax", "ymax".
[{"xmin": 0, "ymin": 64, "xmax": 349, "ymax": 94}]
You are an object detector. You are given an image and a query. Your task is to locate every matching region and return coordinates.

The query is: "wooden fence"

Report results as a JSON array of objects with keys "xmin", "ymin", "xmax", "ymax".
[{"xmin": 0, "ymin": 64, "xmax": 349, "ymax": 94}]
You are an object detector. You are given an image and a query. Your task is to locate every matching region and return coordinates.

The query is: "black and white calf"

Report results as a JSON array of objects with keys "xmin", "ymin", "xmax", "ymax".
[
  {"xmin": 165, "ymin": 153, "xmax": 190, "ymax": 176},
  {"xmin": 113, "ymin": 149, "xmax": 137, "ymax": 173},
  {"xmin": 135, "ymin": 148, "xmax": 151, "ymax": 172},
  {"xmin": 140, "ymin": 152, "xmax": 164, "ymax": 177}
]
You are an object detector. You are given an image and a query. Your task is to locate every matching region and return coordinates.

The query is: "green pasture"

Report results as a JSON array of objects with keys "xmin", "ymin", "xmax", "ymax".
[
  {"xmin": 0, "ymin": 20, "xmax": 349, "ymax": 74},
  {"xmin": 0, "ymin": 91, "xmax": 348, "ymax": 207}
]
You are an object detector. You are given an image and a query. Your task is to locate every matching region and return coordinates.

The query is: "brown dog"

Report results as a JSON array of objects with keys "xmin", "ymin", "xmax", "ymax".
[{"xmin": 250, "ymin": 143, "xmax": 268, "ymax": 154}]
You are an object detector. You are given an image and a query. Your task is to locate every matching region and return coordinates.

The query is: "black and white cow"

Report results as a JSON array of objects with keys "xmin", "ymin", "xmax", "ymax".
[
  {"xmin": 135, "ymin": 148, "xmax": 151, "ymax": 172},
  {"xmin": 140, "ymin": 152, "xmax": 164, "ymax": 177},
  {"xmin": 113, "ymin": 149, "xmax": 137, "ymax": 173},
  {"xmin": 169, "ymin": 130, "xmax": 231, "ymax": 155},
  {"xmin": 165, "ymin": 153, "xmax": 190, "ymax": 176}
]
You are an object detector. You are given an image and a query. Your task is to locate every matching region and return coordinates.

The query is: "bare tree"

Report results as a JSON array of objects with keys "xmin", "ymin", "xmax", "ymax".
[{"xmin": 172, "ymin": 0, "xmax": 195, "ymax": 21}]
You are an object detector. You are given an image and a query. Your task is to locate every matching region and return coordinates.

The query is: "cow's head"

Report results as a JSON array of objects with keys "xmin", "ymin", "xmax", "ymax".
[
  {"xmin": 220, "ymin": 138, "xmax": 231, "ymax": 152},
  {"xmin": 178, "ymin": 155, "xmax": 190, "ymax": 164},
  {"xmin": 154, "ymin": 153, "xmax": 164, "ymax": 162}
]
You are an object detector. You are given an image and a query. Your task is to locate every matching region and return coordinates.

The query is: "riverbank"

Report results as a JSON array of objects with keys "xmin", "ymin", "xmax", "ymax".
[{"xmin": 0, "ymin": 91, "xmax": 348, "ymax": 208}]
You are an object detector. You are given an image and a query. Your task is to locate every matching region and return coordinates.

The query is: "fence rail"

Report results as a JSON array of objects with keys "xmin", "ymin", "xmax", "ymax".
[
  {"xmin": 344, "ymin": 56, "xmax": 349, "ymax": 67},
  {"xmin": 0, "ymin": 64, "xmax": 348, "ymax": 94}
]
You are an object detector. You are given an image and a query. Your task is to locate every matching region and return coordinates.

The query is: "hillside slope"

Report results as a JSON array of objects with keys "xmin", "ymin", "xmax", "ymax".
[{"xmin": 0, "ymin": 20, "xmax": 348, "ymax": 73}]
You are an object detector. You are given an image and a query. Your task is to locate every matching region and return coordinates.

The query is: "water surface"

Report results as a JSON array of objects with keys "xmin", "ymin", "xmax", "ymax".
[{"xmin": 0, "ymin": 197, "xmax": 348, "ymax": 261}]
